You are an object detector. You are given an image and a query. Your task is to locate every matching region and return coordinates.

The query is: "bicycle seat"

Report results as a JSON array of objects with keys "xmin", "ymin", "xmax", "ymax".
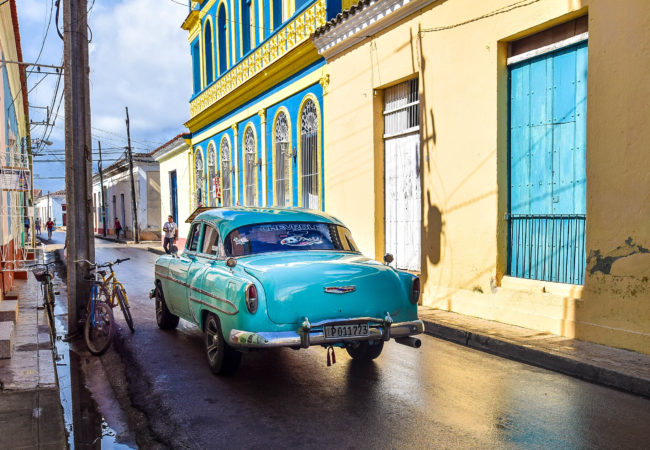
[{"xmin": 97, "ymin": 270, "xmax": 107, "ymax": 276}]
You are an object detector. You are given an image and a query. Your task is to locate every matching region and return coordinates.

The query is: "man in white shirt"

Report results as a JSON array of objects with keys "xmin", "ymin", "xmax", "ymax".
[{"xmin": 163, "ymin": 215, "xmax": 178, "ymax": 254}]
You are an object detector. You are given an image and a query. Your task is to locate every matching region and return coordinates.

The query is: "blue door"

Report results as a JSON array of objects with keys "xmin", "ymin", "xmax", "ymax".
[
  {"xmin": 508, "ymin": 42, "xmax": 587, "ymax": 284},
  {"xmin": 170, "ymin": 170, "xmax": 178, "ymax": 223}
]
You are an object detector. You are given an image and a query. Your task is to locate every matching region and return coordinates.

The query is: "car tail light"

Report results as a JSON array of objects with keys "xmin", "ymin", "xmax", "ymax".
[
  {"xmin": 245, "ymin": 284, "xmax": 258, "ymax": 314},
  {"xmin": 411, "ymin": 277, "xmax": 420, "ymax": 305}
]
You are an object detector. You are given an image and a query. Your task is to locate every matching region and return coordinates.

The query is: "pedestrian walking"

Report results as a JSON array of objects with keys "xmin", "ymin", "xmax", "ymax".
[
  {"xmin": 46, "ymin": 218, "xmax": 54, "ymax": 240},
  {"xmin": 163, "ymin": 215, "xmax": 178, "ymax": 254},
  {"xmin": 114, "ymin": 217, "xmax": 122, "ymax": 241},
  {"xmin": 35, "ymin": 217, "xmax": 41, "ymax": 236}
]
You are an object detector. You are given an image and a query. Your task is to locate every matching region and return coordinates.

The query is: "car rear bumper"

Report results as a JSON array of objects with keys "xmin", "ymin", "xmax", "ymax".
[{"xmin": 228, "ymin": 316, "xmax": 424, "ymax": 349}]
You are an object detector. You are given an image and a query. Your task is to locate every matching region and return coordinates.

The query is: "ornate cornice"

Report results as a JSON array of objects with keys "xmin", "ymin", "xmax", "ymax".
[
  {"xmin": 312, "ymin": 0, "xmax": 437, "ymax": 60},
  {"xmin": 187, "ymin": 0, "xmax": 327, "ymax": 124}
]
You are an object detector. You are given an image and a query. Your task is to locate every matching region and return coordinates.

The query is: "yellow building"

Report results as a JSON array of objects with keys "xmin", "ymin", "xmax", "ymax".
[
  {"xmin": 151, "ymin": 135, "xmax": 192, "ymax": 248},
  {"xmin": 313, "ymin": 0, "xmax": 650, "ymax": 354}
]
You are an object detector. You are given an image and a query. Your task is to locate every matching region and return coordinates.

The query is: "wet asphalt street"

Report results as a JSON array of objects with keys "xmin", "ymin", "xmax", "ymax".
[{"xmin": 55, "ymin": 234, "xmax": 650, "ymax": 449}]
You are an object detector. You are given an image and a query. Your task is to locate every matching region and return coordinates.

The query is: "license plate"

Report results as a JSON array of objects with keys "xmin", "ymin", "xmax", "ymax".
[{"xmin": 324, "ymin": 323, "xmax": 369, "ymax": 339}]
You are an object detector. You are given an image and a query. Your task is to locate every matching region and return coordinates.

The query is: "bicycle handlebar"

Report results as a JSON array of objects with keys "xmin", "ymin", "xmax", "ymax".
[{"xmin": 75, "ymin": 257, "xmax": 130, "ymax": 269}]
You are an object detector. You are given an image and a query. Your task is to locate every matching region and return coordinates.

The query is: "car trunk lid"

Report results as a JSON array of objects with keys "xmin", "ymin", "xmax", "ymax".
[{"xmin": 240, "ymin": 252, "xmax": 406, "ymax": 325}]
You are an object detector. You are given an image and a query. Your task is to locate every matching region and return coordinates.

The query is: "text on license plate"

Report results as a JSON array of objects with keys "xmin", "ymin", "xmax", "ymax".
[{"xmin": 324, "ymin": 323, "xmax": 369, "ymax": 339}]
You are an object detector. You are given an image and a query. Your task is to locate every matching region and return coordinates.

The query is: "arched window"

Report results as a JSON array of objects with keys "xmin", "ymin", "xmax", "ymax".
[
  {"xmin": 207, "ymin": 143, "xmax": 217, "ymax": 206},
  {"xmin": 300, "ymin": 99, "xmax": 319, "ymax": 209},
  {"xmin": 272, "ymin": 0, "xmax": 282, "ymax": 30},
  {"xmin": 240, "ymin": 0, "xmax": 251, "ymax": 56},
  {"xmin": 220, "ymin": 137, "xmax": 232, "ymax": 206},
  {"xmin": 274, "ymin": 111, "xmax": 291, "ymax": 206},
  {"xmin": 217, "ymin": 3, "xmax": 228, "ymax": 76},
  {"xmin": 195, "ymin": 151, "xmax": 205, "ymax": 207},
  {"xmin": 204, "ymin": 21, "xmax": 214, "ymax": 85},
  {"xmin": 244, "ymin": 127, "xmax": 257, "ymax": 206}
]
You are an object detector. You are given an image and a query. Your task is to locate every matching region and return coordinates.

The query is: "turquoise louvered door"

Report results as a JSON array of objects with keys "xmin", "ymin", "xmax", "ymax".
[{"xmin": 508, "ymin": 42, "xmax": 587, "ymax": 284}]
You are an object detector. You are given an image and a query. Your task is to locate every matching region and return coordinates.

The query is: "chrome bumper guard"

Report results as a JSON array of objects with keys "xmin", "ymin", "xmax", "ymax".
[{"xmin": 229, "ymin": 315, "xmax": 424, "ymax": 349}]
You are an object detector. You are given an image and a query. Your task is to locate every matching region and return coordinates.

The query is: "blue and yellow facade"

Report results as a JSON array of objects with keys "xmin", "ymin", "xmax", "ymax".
[{"xmin": 182, "ymin": 0, "xmax": 341, "ymax": 210}]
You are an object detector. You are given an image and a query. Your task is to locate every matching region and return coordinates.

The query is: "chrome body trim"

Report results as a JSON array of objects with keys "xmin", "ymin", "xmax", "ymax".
[
  {"xmin": 229, "ymin": 319, "xmax": 424, "ymax": 348},
  {"xmin": 190, "ymin": 296, "xmax": 238, "ymax": 316},
  {"xmin": 155, "ymin": 271, "xmax": 239, "ymax": 315}
]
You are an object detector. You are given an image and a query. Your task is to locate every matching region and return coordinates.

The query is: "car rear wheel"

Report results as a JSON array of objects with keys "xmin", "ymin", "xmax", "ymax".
[
  {"xmin": 204, "ymin": 313, "xmax": 242, "ymax": 376},
  {"xmin": 346, "ymin": 340, "xmax": 384, "ymax": 360},
  {"xmin": 155, "ymin": 282, "xmax": 179, "ymax": 330}
]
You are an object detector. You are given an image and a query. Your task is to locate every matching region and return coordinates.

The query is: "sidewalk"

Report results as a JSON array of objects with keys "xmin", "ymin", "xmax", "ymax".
[
  {"xmin": 419, "ymin": 306, "xmax": 650, "ymax": 398},
  {"xmin": 0, "ymin": 266, "xmax": 67, "ymax": 448}
]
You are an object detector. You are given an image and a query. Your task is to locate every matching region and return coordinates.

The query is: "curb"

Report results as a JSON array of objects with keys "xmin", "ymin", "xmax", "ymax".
[{"xmin": 421, "ymin": 319, "xmax": 650, "ymax": 399}]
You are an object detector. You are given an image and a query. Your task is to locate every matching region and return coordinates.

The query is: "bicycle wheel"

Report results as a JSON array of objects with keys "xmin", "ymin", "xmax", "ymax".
[
  {"xmin": 46, "ymin": 278, "xmax": 55, "ymax": 308},
  {"xmin": 115, "ymin": 284, "xmax": 134, "ymax": 332},
  {"xmin": 84, "ymin": 287, "xmax": 114, "ymax": 355}
]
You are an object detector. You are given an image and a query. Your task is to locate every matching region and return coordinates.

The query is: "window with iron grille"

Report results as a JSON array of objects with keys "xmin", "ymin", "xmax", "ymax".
[
  {"xmin": 207, "ymin": 144, "xmax": 217, "ymax": 206},
  {"xmin": 274, "ymin": 111, "xmax": 291, "ymax": 207},
  {"xmin": 508, "ymin": 36, "xmax": 587, "ymax": 285},
  {"xmin": 300, "ymin": 99, "xmax": 319, "ymax": 210},
  {"xmin": 195, "ymin": 151, "xmax": 204, "ymax": 207},
  {"xmin": 220, "ymin": 137, "xmax": 232, "ymax": 206},
  {"xmin": 244, "ymin": 127, "xmax": 257, "ymax": 206},
  {"xmin": 384, "ymin": 78, "xmax": 421, "ymax": 272}
]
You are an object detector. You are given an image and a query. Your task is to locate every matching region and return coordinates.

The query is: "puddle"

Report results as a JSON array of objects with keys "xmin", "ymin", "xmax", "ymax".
[{"xmin": 46, "ymin": 249, "xmax": 136, "ymax": 449}]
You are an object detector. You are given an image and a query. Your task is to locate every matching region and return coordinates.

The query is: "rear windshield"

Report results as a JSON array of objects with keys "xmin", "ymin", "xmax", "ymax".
[{"xmin": 224, "ymin": 222, "xmax": 359, "ymax": 256}]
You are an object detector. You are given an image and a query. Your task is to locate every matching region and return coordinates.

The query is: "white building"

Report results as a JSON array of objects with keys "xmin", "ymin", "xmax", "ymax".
[
  {"xmin": 92, "ymin": 154, "xmax": 161, "ymax": 241},
  {"xmin": 34, "ymin": 191, "xmax": 67, "ymax": 228}
]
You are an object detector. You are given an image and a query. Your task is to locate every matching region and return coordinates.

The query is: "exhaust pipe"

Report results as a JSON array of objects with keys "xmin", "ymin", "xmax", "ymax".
[{"xmin": 395, "ymin": 337, "xmax": 421, "ymax": 348}]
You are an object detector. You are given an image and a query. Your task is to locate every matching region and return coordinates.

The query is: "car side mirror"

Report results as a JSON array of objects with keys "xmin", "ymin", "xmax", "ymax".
[
  {"xmin": 226, "ymin": 257, "xmax": 237, "ymax": 268},
  {"xmin": 383, "ymin": 253, "xmax": 394, "ymax": 265}
]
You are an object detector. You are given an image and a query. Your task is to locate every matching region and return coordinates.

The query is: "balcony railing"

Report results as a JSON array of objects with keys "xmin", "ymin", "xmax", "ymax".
[
  {"xmin": 508, "ymin": 214, "xmax": 586, "ymax": 285},
  {"xmin": 189, "ymin": 0, "xmax": 327, "ymax": 120}
]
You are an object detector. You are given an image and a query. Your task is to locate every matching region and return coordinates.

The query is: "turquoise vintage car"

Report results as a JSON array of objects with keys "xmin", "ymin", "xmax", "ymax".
[{"xmin": 152, "ymin": 207, "xmax": 424, "ymax": 375}]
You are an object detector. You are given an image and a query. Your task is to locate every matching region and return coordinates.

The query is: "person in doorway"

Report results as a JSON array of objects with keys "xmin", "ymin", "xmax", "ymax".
[
  {"xmin": 163, "ymin": 215, "xmax": 178, "ymax": 254},
  {"xmin": 114, "ymin": 218, "xmax": 122, "ymax": 241},
  {"xmin": 24, "ymin": 217, "xmax": 30, "ymax": 240},
  {"xmin": 35, "ymin": 217, "xmax": 41, "ymax": 236},
  {"xmin": 46, "ymin": 218, "xmax": 54, "ymax": 240}
]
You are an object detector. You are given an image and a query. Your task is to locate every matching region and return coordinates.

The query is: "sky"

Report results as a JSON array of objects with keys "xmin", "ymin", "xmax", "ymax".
[{"xmin": 17, "ymin": 0, "xmax": 192, "ymax": 194}]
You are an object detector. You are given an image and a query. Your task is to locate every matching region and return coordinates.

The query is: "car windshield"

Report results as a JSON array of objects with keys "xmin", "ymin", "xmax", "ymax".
[{"xmin": 224, "ymin": 222, "xmax": 359, "ymax": 257}]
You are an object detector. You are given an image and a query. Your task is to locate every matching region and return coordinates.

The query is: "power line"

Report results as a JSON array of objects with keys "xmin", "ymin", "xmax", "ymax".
[{"xmin": 28, "ymin": 0, "xmax": 55, "ymax": 80}]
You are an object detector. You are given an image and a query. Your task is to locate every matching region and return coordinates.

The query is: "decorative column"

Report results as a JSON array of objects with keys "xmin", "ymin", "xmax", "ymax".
[
  {"xmin": 258, "ymin": 109, "xmax": 267, "ymax": 206},
  {"xmin": 231, "ymin": 124, "xmax": 239, "ymax": 205},
  {"xmin": 188, "ymin": 149, "xmax": 195, "ymax": 210}
]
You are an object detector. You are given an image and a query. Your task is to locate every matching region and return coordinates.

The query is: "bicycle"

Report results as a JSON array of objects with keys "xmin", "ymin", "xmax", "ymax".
[
  {"xmin": 77, "ymin": 258, "xmax": 133, "ymax": 355},
  {"xmin": 28, "ymin": 261, "xmax": 57, "ymax": 316}
]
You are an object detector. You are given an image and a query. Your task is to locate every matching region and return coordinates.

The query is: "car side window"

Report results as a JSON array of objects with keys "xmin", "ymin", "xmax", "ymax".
[
  {"xmin": 187, "ymin": 223, "xmax": 201, "ymax": 252},
  {"xmin": 201, "ymin": 225, "xmax": 220, "ymax": 256}
]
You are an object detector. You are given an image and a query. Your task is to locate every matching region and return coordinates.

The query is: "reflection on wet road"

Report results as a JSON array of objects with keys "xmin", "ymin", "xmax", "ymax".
[{"xmin": 63, "ymin": 236, "xmax": 650, "ymax": 448}]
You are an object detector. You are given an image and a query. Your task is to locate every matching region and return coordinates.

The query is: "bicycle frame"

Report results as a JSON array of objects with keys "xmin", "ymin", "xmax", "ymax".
[{"xmin": 97, "ymin": 267, "xmax": 129, "ymax": 309}]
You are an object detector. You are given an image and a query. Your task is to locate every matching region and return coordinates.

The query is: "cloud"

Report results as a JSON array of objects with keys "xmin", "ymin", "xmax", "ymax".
[
  {"xmin": 88, "ymin": 0, "xmax": 191, "ymax": 145},
  {"xmin": 17, "ymin": 0, "xmax": 192, "ymax": 191}
]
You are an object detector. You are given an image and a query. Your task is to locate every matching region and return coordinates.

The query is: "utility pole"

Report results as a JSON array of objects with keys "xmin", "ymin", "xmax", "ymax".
[
  {"xmin": 64, "ymin": 0, "xmax": 94, "ymax": 337},
  {"xmin": 98, "ymin": 141, "xmax": 107, "ymax": 237},
  {"xmin": 125, "ymin": 107, "xmax": 139, "ymax": 244}
]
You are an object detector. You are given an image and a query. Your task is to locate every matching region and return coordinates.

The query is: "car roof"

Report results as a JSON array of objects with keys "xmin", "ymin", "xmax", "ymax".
[{"xmin": 193, "ymin": 207, "xmax": 345, "ymax": 237}]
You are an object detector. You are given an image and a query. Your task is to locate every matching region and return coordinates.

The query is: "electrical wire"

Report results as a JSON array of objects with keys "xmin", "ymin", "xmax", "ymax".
[{"xmin": 28, "ymin": 0, "xmax": 55, "ymax": 80}]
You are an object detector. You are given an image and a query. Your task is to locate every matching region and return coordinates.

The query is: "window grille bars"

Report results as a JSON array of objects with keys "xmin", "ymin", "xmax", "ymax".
[
  {"xmin": 220, "ymin": 138, "xmax": 231, "ymax": 206},
  {"xmin": 508, "ymin": 214, "xmax": 586, "ymax": 285},
  {"xmin": 274, "ymin": 112, "xmax": 291, "ymax": 207},
  {"xmin": 300, "ymin": 100, "xmax": 318, "ymax": 209}
]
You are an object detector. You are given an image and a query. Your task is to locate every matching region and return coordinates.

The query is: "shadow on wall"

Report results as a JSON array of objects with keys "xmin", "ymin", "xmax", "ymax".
[{"xmin": 425, "ymin": 191, "xmax": 443, "ymax": 266}]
